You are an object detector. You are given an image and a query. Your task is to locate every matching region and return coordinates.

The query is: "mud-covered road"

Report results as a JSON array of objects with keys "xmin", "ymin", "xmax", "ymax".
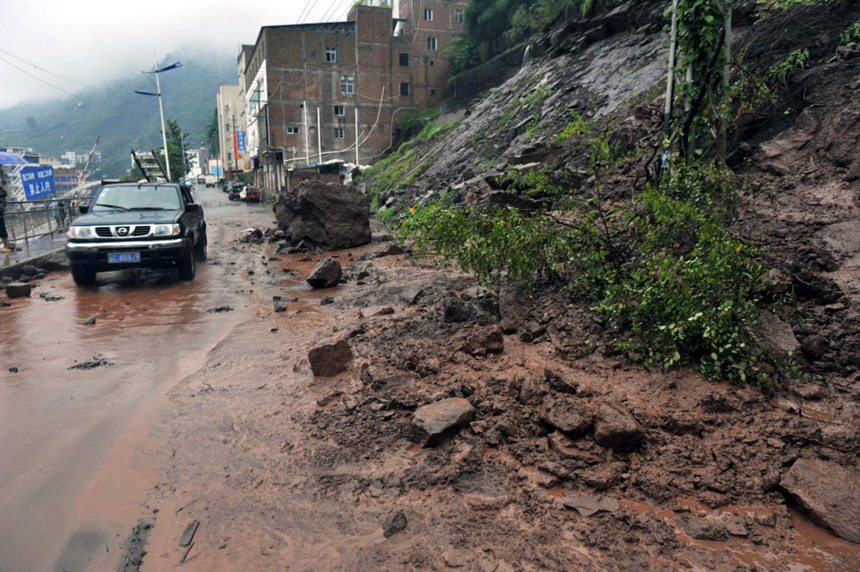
[
  {"xmin": 2, "ymin": 183, "xmax": 860, "ymax": 571},
  {"xmin": 0, "ymin": 186, "xmax": 274, "ymax": 571}
]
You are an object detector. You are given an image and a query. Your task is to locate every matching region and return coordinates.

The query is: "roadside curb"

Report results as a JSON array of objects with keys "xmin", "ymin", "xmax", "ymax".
[{"xmin": 0, "ymin": 249, "xmax": 69, "ymax": 280}]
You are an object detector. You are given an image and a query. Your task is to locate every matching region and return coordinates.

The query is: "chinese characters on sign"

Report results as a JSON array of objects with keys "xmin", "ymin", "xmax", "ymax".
[
  {"xmin": 234, "ymin": 130, "xmax": 246, "ymax": 159},
  {"xmin": 21, "ymin": 166, "xmax": 55, "ymax": 199}
]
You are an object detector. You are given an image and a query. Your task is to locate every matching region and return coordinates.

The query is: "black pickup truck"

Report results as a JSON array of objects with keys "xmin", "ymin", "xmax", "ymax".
[{"xmin": 65, "ymin": 182, "xmax": 207, "ymax": 286}]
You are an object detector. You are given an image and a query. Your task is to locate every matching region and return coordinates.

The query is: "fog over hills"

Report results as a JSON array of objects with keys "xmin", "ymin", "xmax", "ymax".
[{"xmin": 0, "ymin": 51, "xmax": 236, "ymax": 179}]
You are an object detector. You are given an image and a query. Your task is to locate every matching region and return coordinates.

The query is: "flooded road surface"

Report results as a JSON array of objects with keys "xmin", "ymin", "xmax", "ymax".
[{"xmin": 0, "ymin": 185, "xmax": 273, "ymax": 572}]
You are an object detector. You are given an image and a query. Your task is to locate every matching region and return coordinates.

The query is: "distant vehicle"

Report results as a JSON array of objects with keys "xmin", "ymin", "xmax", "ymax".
[
  {"xmin": 244, "ymin": 186, "xmax": 260, "ymax": 203},
  {"xmin": 204, "ymin": 174, "xmax": 217, "ymax": 188},
  {"xmin": 65, "ymin": 181, "xmax": 207, "ymax": 286},
  {"xmin": 197, "ymin": 174, "xmax": 206, "ymax": 184},
  {"xmin": 228, "ymin": 184, "xmax": 243, "ymax": 201}
]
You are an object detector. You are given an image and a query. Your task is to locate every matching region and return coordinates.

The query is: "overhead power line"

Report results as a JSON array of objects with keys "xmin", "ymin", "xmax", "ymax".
[
  {"xmin": 0, "ymin": 54, "xmax": 81, "ymax": 99},
  {"xmin": 0, "ymin": 48, "xmax": 97, "ymax": 90}
]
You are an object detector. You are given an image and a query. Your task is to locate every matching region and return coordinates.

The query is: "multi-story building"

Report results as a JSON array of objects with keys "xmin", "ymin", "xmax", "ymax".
[
  {"xmin": 233, "ymin": 0, "xmax": 468, "ymax": 192},
  {"xmin": 216, "ymin": 84, "xmax": 243, "ymax": 179}
]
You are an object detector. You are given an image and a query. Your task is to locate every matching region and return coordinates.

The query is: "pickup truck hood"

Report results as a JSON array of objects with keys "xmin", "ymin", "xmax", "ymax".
[{"xmin": 72, "ymin": 210, "xmax": 182, "ymax": 226}]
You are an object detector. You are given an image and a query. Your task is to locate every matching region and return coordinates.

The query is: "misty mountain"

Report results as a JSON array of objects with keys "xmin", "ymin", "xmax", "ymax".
[{"xmin": 0, "ymin": 53, "xmax": 236, "ymax": 179}]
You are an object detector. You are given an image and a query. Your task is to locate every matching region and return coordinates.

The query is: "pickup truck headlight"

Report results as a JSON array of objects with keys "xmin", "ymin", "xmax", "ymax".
[
  {"xmin": 153, "ymin": 224, "xmax": 180, "ymax": 236},
  {"xmin": 67, "ymin": 226, "xmax": 94, "ymax": 239}
]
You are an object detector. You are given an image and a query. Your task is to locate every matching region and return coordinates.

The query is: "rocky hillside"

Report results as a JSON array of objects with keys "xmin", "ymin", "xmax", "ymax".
[
  {"xmin": 359, "ymin": 0, "xmax": 860, "ymax": 380},
  {"xmin": 335, "ymin": 0, "xmax": 860, "ymax": 564}
]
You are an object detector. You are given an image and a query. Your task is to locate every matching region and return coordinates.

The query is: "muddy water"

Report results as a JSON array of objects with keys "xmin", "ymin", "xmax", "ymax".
[{"xmin": 0, "ymin": 188, "xmax": 269, "ymax": 571}]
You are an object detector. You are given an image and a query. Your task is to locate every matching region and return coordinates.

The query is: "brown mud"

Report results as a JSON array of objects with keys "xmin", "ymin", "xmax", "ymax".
[{"xmin": 125, "ymin": 229, "xmax": 859, "ymax": 571}]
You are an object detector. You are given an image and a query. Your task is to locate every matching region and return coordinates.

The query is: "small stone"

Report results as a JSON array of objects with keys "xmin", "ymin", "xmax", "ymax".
[
  {"xmin": 412, "ymin": 398, "xmax": 476, "ymax": 447},
  {"xmin": 382, "ymin": 511, "xmax": 407, "ymax": 538},
  {"xmin": 83, "ymin": 317, "xmax": 96, "ymax": 325}
]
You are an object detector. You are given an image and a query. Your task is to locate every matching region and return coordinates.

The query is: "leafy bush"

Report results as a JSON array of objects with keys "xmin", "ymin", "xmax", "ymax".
[
  {"xmin": 730, "ymin": 49, "xmax": 809, "ymax": 125},
  {"xmin": 401, "ymin": 162, "xmax": 782, "ymax": 390}
]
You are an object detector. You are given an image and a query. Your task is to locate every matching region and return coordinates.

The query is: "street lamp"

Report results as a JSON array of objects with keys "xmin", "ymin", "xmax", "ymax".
[{"xmin": 135, "ymin": 60, "xmax": 182, "ymax": 181}]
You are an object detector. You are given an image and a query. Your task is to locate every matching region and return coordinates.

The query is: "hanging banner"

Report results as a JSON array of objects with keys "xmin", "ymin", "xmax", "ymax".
[{"xmin": 21, "ymin": 165, "xmax": 55, "ymax": 199}]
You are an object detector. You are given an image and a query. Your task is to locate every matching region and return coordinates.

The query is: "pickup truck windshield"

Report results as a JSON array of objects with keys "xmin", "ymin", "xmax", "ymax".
[{"xmin": 91, "ymin": 185, "xmax": 181, "ymax": 212}]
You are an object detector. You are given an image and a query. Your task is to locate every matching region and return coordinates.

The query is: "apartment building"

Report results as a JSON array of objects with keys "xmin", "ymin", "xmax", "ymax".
[{"xmin": 234, "ymin": 0, "xmax": 468, "ymax": 192}]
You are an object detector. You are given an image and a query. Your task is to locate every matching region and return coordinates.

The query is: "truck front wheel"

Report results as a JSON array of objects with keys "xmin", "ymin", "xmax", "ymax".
[
  {"xmin": 177, "ymin": 249, "xmax": 196, "ymax": 281},
  {"xmin": 71, "ymin": 265, "xmax": 97, "ymax": 287}
]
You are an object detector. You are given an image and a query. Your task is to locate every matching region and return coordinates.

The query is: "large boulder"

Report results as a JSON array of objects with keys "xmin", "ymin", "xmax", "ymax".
[
  {"xmin": 780, "ymin": 458, "xmax": 860, "ymax": 543},
  {"xmin": 274, "ymin": 181, "xmax": 371, "ymax": 251}
]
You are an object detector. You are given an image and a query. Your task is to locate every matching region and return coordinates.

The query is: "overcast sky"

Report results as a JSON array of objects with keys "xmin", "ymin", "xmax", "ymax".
[{"xmin": 0, "ymin": 0, "xmax": 357, "ymax": 110}]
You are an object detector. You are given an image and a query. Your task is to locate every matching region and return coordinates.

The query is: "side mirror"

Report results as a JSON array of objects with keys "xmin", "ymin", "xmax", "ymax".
[
  {"xmin": 186, "ymin": 203, "xmax": 200, "ymax": 213},
  {"xmin": 79, "ymin": 205, "xmax": 88, "ymax": 214}
]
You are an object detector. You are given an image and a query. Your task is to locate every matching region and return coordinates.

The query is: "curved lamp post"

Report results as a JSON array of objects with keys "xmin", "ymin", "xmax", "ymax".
[{"xmin": 135, "ymin": 60, "xmax": 182, "ymax": 181}]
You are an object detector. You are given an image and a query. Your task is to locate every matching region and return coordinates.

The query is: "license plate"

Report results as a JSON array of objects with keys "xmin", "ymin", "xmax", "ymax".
[{"xmin": 107, "ymin": 252, "xmax": 140, "ymax": 263}]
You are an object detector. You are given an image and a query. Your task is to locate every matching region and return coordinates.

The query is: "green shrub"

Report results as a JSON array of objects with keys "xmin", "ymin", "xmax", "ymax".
[{"xmin": 401, "ymin": 162, "xmax": 782, "ymax": 390}]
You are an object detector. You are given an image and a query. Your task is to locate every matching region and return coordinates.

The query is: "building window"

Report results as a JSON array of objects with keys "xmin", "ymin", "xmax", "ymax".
[
  {"xmin": 399, "ymin": 82, "xmax": 410, "ymax": 96},
  {"xmin": 341, "ymin": 76, "xmax": 354, "ymax": 94},
  {"xmin": 334, "ymin": 105, "xmax": 345, "ymax": 116},
  {"xmin": 287, "ymin": 127, "xmax": 300, "ymax": 134},
  {"xmin": 424, "ymin": 8, "xmax": 433, "ymax": 21},
  {"xmin": 455, "ymin": 9, "xmax": 464, "ymax": 24},
  {"xmin": 334, "ymin": 127, "xmax": 345, "ymax": 139},
  {"xmin": 399, "ymin": 53, "xmax": 409, "ymax": 66},
  {"xmin": 326, "ymin": 47, "xmax": 337, "ymax": 62},
  {"xmin": 426, "ymin": 37, "xmax": 437, "ymax": 51}
]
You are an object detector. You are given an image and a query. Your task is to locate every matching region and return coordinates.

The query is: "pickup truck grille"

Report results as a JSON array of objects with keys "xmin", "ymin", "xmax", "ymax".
[{"xmin": 95, "ymin": 225, "xmax": 152, "ymax": 237}]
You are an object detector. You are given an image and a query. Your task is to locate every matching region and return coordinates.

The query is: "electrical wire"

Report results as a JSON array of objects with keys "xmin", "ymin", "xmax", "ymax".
[
  {"xmin": 299, "ymin": 0, "xmax": 321, "ymax": 24},
  {"xmin": 0, "ymin": 48, "xmax": 98, "ymax": 90},
  {"xmin": 0, "ymin": 54, "xmax": 81, "ymax": 98}
]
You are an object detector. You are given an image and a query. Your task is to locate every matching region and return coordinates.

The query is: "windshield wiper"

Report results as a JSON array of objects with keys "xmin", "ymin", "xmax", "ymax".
[
  {"xmin": 94, "ymin": 203, "xmax": 129, "ymax": 211},
  {"xmin": 131, "ymin": 206, "xmax": 174, "ymax": 211}
]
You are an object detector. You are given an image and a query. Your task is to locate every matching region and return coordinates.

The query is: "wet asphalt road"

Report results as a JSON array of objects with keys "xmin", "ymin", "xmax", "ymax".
[{"xmin": 0, "ymin": 185, "xmax": 272, "ymax": 572}]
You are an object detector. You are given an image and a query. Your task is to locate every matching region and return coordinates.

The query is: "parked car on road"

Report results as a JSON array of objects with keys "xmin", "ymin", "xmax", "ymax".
[
  {"xmin": 65, "ymin": 182, "xmax": 207, "ymax": 286},
  {"xmin": 244, "ymin": 186, "xmax": 260, "ymax": 203},
  {"xmin": 228, "ymin": 184, "xmax": 243, "ymax": 201}
]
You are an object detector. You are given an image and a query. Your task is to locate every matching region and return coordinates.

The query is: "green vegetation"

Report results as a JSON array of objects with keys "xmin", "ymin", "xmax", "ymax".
[
  {"xmin": 402, "ymin": 157, "xmax": 781, "ymax": 389},
  {"xmin": 553, "ymin": 111, "xmax": 591, "ymax": 144},
  {"xmin": 204, "ymin": 108, "xmax": 220, "ymax": 156},
  {"xmin": 163, "ymin": 119, "xmax": 192, "ymax": 182},
  {"xmin": 396, "ymin": 92, "xmax": 792, "ymax": 390},
  {"xmin": 730, "ymin": 49, "xmax": 809, "ymax": 125},
  {"xmin": 455, "ymin": 0, "xmax": 592, "ymax": 74}
]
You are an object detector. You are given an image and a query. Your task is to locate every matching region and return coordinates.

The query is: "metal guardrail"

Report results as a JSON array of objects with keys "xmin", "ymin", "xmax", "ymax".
[{"xmin": 3, "ymin": 198, "xmax": 91, "ymax": 246}]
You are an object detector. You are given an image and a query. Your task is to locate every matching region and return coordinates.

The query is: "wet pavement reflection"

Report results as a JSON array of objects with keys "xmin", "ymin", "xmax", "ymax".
[{"xmin": 0, "ymin": 186, "xmax": 272, "ymax": 572}]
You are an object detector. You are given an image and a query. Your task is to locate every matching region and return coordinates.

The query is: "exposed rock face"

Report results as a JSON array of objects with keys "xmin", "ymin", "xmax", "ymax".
[
  {"xmin": 307, "ymin": 257, "xmax": 343, "ymax": 289},
  {"xmin": 273, "ymin": 181, "xmax": 371, "ymax": 251},
  {"xmin": 780, "ymin": 458, "xmax": 860, "ymax": 543},
  {"xmin": 412, "ymin": 398, "xmax": 476, "ymax": 447},
  {"xmin": 307, "ymin": 339, "xmax": 353, "ymax": 377}
]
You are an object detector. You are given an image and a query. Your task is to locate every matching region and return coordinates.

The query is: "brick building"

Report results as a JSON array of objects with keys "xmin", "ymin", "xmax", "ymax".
[{"xmin": 237, "ymin": 0, "xmax": 468, "ymax": 192}]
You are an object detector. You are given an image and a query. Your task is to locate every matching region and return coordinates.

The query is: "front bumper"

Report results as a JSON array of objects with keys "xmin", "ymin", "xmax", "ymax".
[{"xmin": 66, "ymin": 238, "xmax": 191, "ymax": 270}]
